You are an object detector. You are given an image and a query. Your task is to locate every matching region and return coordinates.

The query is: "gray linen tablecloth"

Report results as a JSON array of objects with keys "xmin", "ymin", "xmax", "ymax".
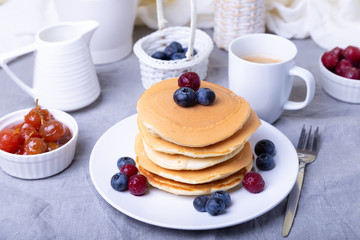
[{"xmin": 0, "ymin": 27, "xmax": 359, "ymax": 240}]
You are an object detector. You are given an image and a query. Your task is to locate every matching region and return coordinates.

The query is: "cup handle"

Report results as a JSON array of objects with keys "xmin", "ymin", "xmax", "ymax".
[
  {"xmin": 283, "ymin": 66, "xmax": 315, "ymax": 110},
  {"xmin": 0, "ymin": 44, "xmax": 36, "ymax": 97}
]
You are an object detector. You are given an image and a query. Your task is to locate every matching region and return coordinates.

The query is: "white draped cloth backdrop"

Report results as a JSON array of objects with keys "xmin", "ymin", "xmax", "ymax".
[{"xmin": 0, "ymin": 0, "xmax": 359, "ymax": 53}]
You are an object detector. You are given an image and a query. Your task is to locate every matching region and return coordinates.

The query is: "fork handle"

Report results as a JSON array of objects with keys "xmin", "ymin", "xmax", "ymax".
[{"xmin": 282, "ymin": 161, "xmax": 306, "ymax": 237}]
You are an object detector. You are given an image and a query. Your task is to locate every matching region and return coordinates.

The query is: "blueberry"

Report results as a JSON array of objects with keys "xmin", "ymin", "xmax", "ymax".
[
  {"xmin": 151, "ymin": 51, "xmax": 167, "ymax": 60},
  {"xmin": 254, "ymin": 139, "xmax": 276, "ymax": 156},
  {"xmin": 169, "ymin": 41, "xmax": 183, "ymax": 53},
  {"xmin": 205, "ymin": 196, "xmax": 226, "ymax": 216},
  {"xmin": 164, "ymin": 45, "xmax": 178, "ymax": 59},
  {"xmin": 173, "ymin": 87, "xmax": 197, "ymax": 107},
  {"xmin": 196, "ymin": 88, "xmax": 216, "ymax": 106},
  {"xmin": 210, "ymin": 191, "xmax": 231, "ymax": 208},
  {"xmin": 256, "ymin": 153, "xmax": 275, "ymax": 171},
  {"xmin": 110, "ymin": 172, "xmax": 128, "ymax": 191},
  {"xmin": 117, "ymin": 156, "xmax": 136, "ymax": 170},
  {"xmin": 193, "ymin": 195, "xmax": 209, "ymax": 212},
  {"xmin": 170, "ymin": 52, "xmax": 186, "ymax": 60},
  {"xmin": 183, "ymin": 47, "xmax": 197, "ymax": 56}
]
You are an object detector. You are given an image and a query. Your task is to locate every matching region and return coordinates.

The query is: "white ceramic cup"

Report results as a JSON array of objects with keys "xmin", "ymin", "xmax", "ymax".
[
  {"xmin": 228, "ymin": 33, "xmax": 315, "ymax": 123},
  {"xmin": 54, "ymin": 0, "xmax": 138, "ymax": 65}
]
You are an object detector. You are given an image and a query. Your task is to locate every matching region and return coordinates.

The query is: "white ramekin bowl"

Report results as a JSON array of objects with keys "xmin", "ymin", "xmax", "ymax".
[
  {"xmin": 0, "ymin": 108, "xmax": 78, "ymax": 179},
  {"xmin": 319, "ymin": 57, "xmax": 360, "ymax": 103}
]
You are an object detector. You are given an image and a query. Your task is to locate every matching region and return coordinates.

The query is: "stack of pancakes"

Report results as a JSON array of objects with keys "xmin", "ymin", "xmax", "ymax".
[{"xmin": 135, "ymin": 78, "xmax": 261, "ymax": 195}]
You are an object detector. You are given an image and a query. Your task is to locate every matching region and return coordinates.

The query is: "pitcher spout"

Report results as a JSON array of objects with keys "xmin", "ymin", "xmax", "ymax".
[
  {"xmin": 78, "ymin": 20, "xmax": 99, "ymax": 45},
  {"xmin": 36, "ymin": 20, "xmax": 99, "ymax": 46}
]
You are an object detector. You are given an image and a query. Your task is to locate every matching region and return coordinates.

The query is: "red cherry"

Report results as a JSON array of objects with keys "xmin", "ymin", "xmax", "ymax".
[
  {"xmin": 242, "ymin": 172, "xmax": 265, "ymax": 193},
  {"xmin": 0, "ymin": 129, "xmax": 21, "ymax": 153},
  {"xmin": 178, "ymin": 72, "xmax": 201, "ymax": 91},
  {"xmin": 343, "ymin": 46, "xmax": 360, "ymax": 65},
  {"xmin": 321, "ymin": 51, "xmax": 339, "ymax": 70},
  {"xmin": 335, "ymin": 59, "xmax": 353, "ymax": 75},
  {"xmin": 339, "ymin": 67, "xmax": 360, "ymax": 80},
  {"xmin": 120, "ymin": 164, "xmax": 138, "ymax": 178},
  {"xmin": 330, "ymin": 47, "xmax": 343, "ymax": 59},
  {"xmin": 128, "ymin": 174, "xmax": 148, "ymax": 196}
]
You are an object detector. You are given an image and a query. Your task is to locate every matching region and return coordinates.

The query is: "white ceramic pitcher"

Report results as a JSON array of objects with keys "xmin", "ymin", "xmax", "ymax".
[
  {"xmin": 0, "ymin": 21, "xmax": 101, "ymax": 111},
  {"xmin": 54, "ymin": 0, "xmax": 138, "ymax": 64}
]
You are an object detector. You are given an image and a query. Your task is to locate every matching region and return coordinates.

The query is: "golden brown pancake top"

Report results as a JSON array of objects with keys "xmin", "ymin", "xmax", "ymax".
[
  {"xmin": 138, "ymin": 108, "xmax": 261, "ymax": 157},
  {"xmin": 136, "ymin": 78, "xmax": 251, "ymax": 147}
]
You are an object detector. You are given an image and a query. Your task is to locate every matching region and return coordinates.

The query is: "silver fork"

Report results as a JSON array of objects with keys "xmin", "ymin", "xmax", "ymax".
[{"xmin": 282, "ymin": 125, "xmax": 320, "ymax": 237}]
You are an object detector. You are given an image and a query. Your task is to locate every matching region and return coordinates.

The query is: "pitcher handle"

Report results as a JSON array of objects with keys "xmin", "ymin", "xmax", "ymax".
[{"xmin": 0, "ymin": 44, "xmax": 36, "ymax": 97}]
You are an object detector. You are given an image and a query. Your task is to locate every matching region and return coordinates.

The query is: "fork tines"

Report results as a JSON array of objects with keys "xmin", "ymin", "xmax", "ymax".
[{"xmin": 297, "ymin": 125, "xmax": 320, "ymax": 152}]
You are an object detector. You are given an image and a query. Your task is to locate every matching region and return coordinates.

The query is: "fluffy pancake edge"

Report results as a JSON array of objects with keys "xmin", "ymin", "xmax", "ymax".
[
  {"xmin": 135, "ymin": 133, "xmax": 253, "ymax": 184},
  {"xmin": 138, "ymin": 108, "xmax": 261, "ymax": 158},
  {"xmin": 143, "ymin": 139, "xmax": 244, "ymax": 170},
  {"xmin": 137, "ymin": 159, "xmax": 253, "ymax": 196}
]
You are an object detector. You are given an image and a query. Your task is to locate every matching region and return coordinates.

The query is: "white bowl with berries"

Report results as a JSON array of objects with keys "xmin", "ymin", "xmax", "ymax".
[
  {"xmin": 320, "ymin": 45, "xmax": 360, "ymax": 103},
  {"xmin": 0, "ymin": 104, "xmax": 78, "ymax": 179}
]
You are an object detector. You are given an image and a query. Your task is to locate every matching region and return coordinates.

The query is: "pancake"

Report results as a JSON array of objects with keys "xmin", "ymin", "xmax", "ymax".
[
  {"xmin": 135, "ymin": 134, "xmax": 253, "ymax": 184},
  {"xmin": 138, "ymin": 108, "xmax": 261, "ymax": 158},
  {"xmin": 136, "ymin": 78, "xmax": 251, "ymax": 147},
  {"xmin": 143, "ymin": 138, "xmax": 243, "ymax": 170},
  {"xmin": 137, "ymin": 159, "xmax": 253, "ymax": 195}
]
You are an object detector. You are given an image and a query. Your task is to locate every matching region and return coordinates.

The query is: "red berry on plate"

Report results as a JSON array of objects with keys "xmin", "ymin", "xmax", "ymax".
[
  {"xmin": 128, "ymin": 174, "xmax": 148, "ymax": 196},
  {"xmin": 343, "ymin": 46, "xmax": 360, "ymax": 65},
  {"xmin": 242, "ymin": 172, "xmax": 265, "ymax": 193},
  {"xmin": 120, "ymin": 164, "xmax": 138, "ymax": 178},
  {"xmin": 178, "ymin": 72, "xmax": 201, "ymax": 91},
  {"xmin": 321, "ymin": 51, "xmax": 339, "ymax": 70},
  {"xmin": 335, "ymin": 59, "xmax": 353, "ymax": 75}
]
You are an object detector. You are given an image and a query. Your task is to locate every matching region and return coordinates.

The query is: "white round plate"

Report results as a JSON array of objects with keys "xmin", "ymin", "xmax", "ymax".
[{"xmin": 89, "ymin": 114, "xmax": 298, "ymax": 230}]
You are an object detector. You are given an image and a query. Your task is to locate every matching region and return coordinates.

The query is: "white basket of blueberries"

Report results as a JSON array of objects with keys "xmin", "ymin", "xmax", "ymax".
[{"xmin": 133, "ymin": 0, "xmax": 214, "ymax": 89}]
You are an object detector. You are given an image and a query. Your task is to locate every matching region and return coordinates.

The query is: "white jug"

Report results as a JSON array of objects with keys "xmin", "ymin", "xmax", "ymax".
[
  {"xmin": 54, "ymin": 0, "xmax": 138, "ymax": 64},
  {"xmin": 0, "ymin": 21, "xmax": 101, "ymax": 111}
]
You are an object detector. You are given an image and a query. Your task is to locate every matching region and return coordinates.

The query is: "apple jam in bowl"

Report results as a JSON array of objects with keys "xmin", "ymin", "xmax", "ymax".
[{"xmin": 0, "ymin": 106, "xmax": 78, "ymax": 179}]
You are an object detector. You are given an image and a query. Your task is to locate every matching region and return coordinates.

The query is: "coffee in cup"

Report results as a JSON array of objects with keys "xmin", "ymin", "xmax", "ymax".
[
  {"xmin": 241, "ymin": 55, "xmax": 282, "ymax": 64},
  {"xmin": 228, "ymin": 33, "xmax": 315, "ymax": 123}
]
